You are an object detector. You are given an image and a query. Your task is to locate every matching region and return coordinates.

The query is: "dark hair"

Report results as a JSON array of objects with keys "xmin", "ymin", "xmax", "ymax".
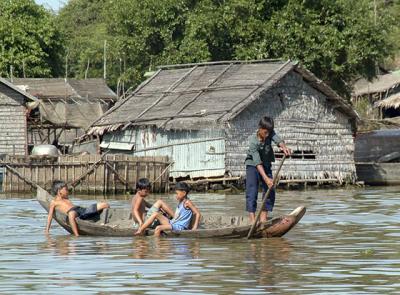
[
  {"xmin": 51, "ymin": 180, "xmax": 67, "ymax": 196},
  {"xmin": 175, "ymin": 181, "xmax": 190, "ymax": 194},
  {"xmin": 258, "ymin": 116, "xmax": 274, "ymax": 132},
  {"xmin": 136, "ymin": 178, "xmax": 151, "ymax": 191}
]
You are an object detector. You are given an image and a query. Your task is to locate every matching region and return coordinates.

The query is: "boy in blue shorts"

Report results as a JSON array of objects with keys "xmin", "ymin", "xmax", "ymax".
[
  {"xmin": 135, "ymin": 182, "xmax": 201, "ymax": 237},
  {"xmin": 45, "ymin": 180, "xmax": 110, "ymax": 237}
]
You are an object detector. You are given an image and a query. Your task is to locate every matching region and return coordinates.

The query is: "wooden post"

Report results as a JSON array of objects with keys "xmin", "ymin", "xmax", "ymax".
[
  {"xmin": 35, "ymin": 166, "xmax": 39, "ymax": 187},
  {"xmin": 113, "ymin": 161, "xmax": 116, "ymax": 194},
  {"xmin": 86, "ymin": 162, "xmax": 90, "ymax": 194},
  {"xmin": 94, "ymin": 162, "xmax": 97, "ymax": 195},
  {"xmin": 104, "ymin": 161, "xmax": 108, "ymax": 195},
  {"xmin": 135, "ymin": 162, "xmax": 139, "ymax": 189},
  {"xmin": 72, "ymin": 158, "xmax": 76, "ymax": 194},
  {"xmin": 3, "ymin": 166, "xmax": 7, "ymax": 192},
  {"xmin": 124, "ymin": 163, "xmax": 128, "ymax": 194}
]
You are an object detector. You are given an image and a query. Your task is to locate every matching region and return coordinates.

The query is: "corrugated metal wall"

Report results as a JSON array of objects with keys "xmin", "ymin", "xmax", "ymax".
[{"xmin": 102, "ymin": 128, "xmax": 226, "ymax": 178}]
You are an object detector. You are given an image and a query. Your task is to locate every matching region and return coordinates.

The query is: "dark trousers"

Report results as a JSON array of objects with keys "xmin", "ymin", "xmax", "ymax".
[{"xmin": 245, "ymin": 165, "xmax": 275, "ymax": 213}]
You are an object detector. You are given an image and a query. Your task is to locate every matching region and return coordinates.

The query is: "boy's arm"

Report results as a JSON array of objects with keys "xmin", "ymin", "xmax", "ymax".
[
  {"xmin": 132, "ymin": 197, "xmax": 144, "ymax": 226},
  {"xmin": 45, "ymin": 202, "xmax": 55, "ymax": 234},
  {"xmin": 185, "ymin": 200, "xmax": 201, "ymax": 230},
  {"xmin": 144, "ymin": 200, "xmax": 153, "ymax": 208},
  {"xmin": 272, "ymin": 131, "xmax": 291, "ymax": 156},
  {"xmin": 271, "ymin": 130, "xmax": 283, "ymax": 145}
]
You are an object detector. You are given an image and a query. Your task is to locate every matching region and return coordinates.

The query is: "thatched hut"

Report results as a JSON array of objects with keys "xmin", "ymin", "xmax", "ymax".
[
  {"xmin": 0, "ymin": 78, "xmax": 39, "ymax": 156},
  {"xmin": 88, "ymin": 60, "xmax": 358, "ymax": 184},
  {"xmin": 352, "ymin": 72, "xmax": 400, "ymax": 119},
  {"xmin": 11, "ymin": 78, "xmax": 117, "ymax": 151},
  {"xmin": 374, "ymin": 92, "xmax": 400, "ymax": 117}
]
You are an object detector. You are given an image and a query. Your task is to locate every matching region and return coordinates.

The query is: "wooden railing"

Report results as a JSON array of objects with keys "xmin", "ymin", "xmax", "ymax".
[{"xmin": 1, "ymin": 154, "xmax": 170, "ymax": 194}]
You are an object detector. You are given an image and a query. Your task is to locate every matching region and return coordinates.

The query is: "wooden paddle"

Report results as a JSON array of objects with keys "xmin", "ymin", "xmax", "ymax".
[{"xmin": 247, "ymin": 154, "xmax": 286, "ymax": 239}]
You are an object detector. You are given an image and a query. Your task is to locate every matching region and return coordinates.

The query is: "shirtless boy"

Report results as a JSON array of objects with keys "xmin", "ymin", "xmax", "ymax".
[
  {"xmin": 131, "ymin": 178, "xmax": 174, "ymax": 229},
  {"xmin": 45, "ymin": 180, "xmax": 109, "ymax": 236}
]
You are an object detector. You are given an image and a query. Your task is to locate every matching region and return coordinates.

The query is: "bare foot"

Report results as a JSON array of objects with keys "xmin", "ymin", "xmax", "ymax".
[{"xmin": 134, "ymin": 228, "xmax": 143, "ymax": 236}]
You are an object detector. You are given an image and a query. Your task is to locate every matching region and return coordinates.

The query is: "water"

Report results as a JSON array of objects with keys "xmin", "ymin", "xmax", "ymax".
[{"xmin": 1, "ymin": 186, "xmax": 400, "ymax": 294}]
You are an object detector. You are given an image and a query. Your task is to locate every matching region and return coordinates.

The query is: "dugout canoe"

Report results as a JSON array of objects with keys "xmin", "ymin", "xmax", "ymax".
[{"xmin": 37, "ymin": 186, "xmax": 306, "ymax": 238}]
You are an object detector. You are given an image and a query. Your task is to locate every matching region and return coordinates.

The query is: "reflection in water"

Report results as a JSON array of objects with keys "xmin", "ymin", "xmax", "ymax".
[
  {"xmin": 0, "ymin": 186, "xmax": 400, "ymax": 294},
  {"xmin": 130, "ymin": 237, "xmax": 201, "ymax": 260},
  {"xmin": 42, "ymin": 235, "xmax": 77, "ymax": 257},
  {"xmin": 246, "ymin": 239, "xmax": 292, "ymax": 286}
]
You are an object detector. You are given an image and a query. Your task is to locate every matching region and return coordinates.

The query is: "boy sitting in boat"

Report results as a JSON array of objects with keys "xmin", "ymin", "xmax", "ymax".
[
  {"xmin": 135, "ymin": 182, "xmax": 201, "ymax": 237},
  {"xmin": 131, "ymin": 178, "xmax": 175, "ymax": 229},
  {"xmin": 45, "ymin": 180, "xmax": 110, "ymax": 237}
]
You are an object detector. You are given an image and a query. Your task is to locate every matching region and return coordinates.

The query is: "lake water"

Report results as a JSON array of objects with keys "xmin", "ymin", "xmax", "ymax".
[{"xmin": 1, "ymin": 186, "xmax": 400, "ymax": 294}]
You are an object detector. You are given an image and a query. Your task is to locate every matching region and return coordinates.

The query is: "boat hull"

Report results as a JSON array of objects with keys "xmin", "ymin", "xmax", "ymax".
[
  {"xmin": 37, "ymin": 186, "xmax": 305, "ymax": 238},
  {"xmin": 356, "ymin": 162, "xmax": 400, "ymax": 185}
]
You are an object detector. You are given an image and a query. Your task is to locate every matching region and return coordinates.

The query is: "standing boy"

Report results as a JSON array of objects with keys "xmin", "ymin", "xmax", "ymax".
[
  {"xmin": 245, "ymin": 116, "xmax": 291, "ymax": 223},
  {"xmin": 45, "ymin": 180, "xmax": 110, "ymax": 236}
]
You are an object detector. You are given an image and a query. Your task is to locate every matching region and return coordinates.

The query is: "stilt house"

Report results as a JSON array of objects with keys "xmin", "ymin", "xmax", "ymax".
[
  {"xmin": 352, "ymin": 72, "xmax": 400, "ymax": 119},
  {"xmin": 0, "ymin": 78, "xmax": 39, "ymax": 157},
  {"xmin": 12, "ymin": 78, "xmax": 117, "ymax": 152},
  {"xmin": 88, "ymin": 60, "xmax": 358, "ymax": 184}
]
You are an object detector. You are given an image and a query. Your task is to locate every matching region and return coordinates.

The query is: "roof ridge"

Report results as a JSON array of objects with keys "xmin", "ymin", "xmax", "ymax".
[
  {"xmin": 157, "ymin": 59, "xmax": 285, "ymax": 70},
  {"xmin": 0, "ymin": 77, "xmax": 38, "ymax": 102}
]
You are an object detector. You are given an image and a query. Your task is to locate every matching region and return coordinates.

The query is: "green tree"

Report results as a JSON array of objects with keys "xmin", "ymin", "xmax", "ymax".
[
  {"xmin": 59, "ymin": 0, "xmax": 396, "ymax": 96},
  {"xmin": 179, "ymin": 0, "xmax": 394, "ymax": 96},
  {"xmin": 0, "ymin": 0, "xmax": 63, "ymax": 78},
  {"xmin": 57, "ymin": 0, "xmax": 109, "ymax": 80},
  {"xmin": 102, "ymin": 0, "xmax": 192, "ymax": 89}
]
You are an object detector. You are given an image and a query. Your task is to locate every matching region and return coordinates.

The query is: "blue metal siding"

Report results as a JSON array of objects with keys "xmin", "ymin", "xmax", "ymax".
[{"xmin": 103, "ymin": 128, "xmax": 226, "ymax": 178}]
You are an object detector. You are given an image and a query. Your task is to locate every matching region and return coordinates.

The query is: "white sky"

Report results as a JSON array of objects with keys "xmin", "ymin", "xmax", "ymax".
[{"xmin": 35, "ymin": 0, "xmax": 65, "ymax": 11}]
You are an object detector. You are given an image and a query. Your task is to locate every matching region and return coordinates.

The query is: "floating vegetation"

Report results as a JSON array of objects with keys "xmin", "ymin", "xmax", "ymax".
[{"xmin": 360, "ymin": 249, "xmax": 375, "ymax": 256}]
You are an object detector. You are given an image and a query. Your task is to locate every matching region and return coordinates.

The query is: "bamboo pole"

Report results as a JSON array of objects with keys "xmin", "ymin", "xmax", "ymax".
[
  {"xmin": 247, "ymin": 155, "xmax": 286, "ymax": 239},
  {"xmin": 104, "ymin": 161, "xmax": 132, "ymax": 190},
  {"xmin": 69, "ymin": 151, "xmax": 110, "ymax": 188},
  {"xmin": 150, "ymin": 161, "xmax": 174, "ymax": 185}
]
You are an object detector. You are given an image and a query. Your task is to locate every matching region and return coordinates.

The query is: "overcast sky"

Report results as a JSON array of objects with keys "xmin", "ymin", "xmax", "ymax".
[{"xmin": 35, "ymin": 0, "xmax": 65, "ymax": 11}]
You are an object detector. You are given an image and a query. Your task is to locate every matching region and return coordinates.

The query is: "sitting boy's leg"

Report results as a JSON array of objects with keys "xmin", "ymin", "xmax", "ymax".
[
  {"xmin": 135, "ymin": 212, "xmax": 162, "ymax": 235},
  {"xmin": 96, "ymin": 202, "xmax": 110, "ymax": 211},
  {"xmin": 68, "ymin": 211, "xmax": 80, "ymax": 236},
  {"xmin": 135, "ymin": 212, "xmax": 171, "ymax": 235},
  {"xmin": 152, "ymin": 200, "xmax": 174, "ymax": 217},
  {"xmin": 154, "ymin": 224, "xmax": 172, "ymax": 237}
]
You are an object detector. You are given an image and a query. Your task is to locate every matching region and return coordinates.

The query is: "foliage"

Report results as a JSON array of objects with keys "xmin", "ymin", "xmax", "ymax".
[
  {"xmin": 2, "ymin": 0, "xmax": 396, "ymax": 98},
  {"xmin": 0, "ymin": 0, "xmax": 63, "ymax": 78},
  {"xmin": 384, "ymin": 0, "xmax": 400, "ymax": 69},
  {"xmin": 57, "ymin": 0, "xmax": 109, "ymax": 80},
  {"xmin": 98, "ymin": 0, "xmax": 395, "ymax": 96}
]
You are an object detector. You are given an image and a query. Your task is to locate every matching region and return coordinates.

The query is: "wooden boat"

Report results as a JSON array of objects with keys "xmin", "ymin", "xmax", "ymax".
[
  {"xmin": 37, "ymin": 186, "xmax": 306, "ymax": 238},
  {"xmin": 355, "ymin": 129, "xmax": 400, "ymax": 185},
  {"xmin": 356, "ymin": 162, "xmax": 400, "ymax": 185}
]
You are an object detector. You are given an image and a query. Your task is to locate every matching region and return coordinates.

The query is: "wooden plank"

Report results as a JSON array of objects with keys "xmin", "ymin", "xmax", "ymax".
[{"xmin": 124, "ymin": 163, "xmax": 128, "ymax": 194}]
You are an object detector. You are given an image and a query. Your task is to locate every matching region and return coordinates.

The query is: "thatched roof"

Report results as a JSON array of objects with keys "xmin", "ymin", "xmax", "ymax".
[
  {"xmin": 0, "ymin": 77, "xmax": 39, "ymax": 103},
  {"xmin": 11, "ymin": 78, "xmax": 117, "ymax": 101},
  {"xmin": 375, "ymin": 92, "xmax": 400, "ymax": 109},
  {"xmin": 353, "ymin": 72, "xmax": 400, "ymax": 96},
  {"xmin": 89, "ymin": 60, "xmax": 357, "ymax": 133}
]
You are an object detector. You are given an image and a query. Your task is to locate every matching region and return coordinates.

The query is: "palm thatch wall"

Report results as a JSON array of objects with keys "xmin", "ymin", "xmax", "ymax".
[
  {"xmin": 227, "ymin": 71, "xmax": 356, "ymax": 183},
  {"xmin": 0, "ymin": 78, "xmax": 38, "ymax": 156}
]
